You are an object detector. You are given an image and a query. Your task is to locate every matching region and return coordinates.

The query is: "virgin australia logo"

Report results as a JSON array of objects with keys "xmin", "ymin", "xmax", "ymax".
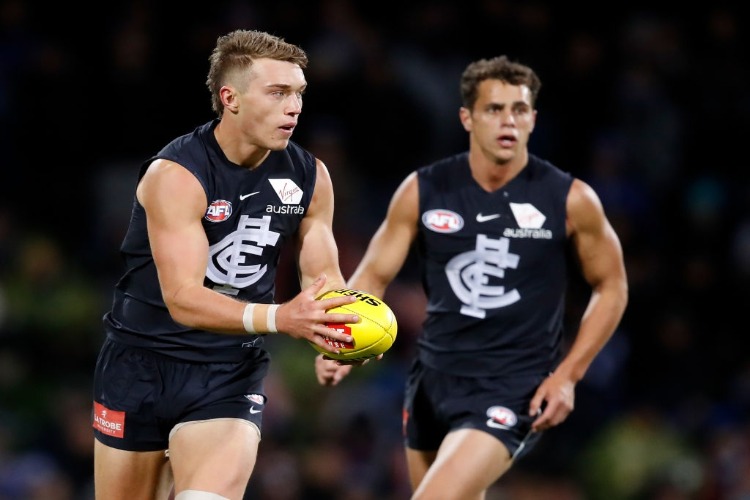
[{"xmin": 269, "ymin": 179, "xmax": 303, "ymax": 204}]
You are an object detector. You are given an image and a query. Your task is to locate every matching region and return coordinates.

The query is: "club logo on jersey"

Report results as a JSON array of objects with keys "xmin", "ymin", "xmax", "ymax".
[
  {"xmin": 205, "ymin": 200, "xmax": 233, "ymax": 222},
  {"xmin": 92, "ymin": 402, "xmax": 125, "ymax": 438},
  {"xmin": 422, "ymin": 209, "xmax": 464, "ymax": 233},
  {"xmin": 446, "ymin": 234, "xmax": 520, "ymax": 318},
  {"xmin": 486, "ymin": 405, "xmax": 518, "ymax": 430},
  {"xmin": 206, "ymin": 215, "xmax": 280, "ymax": 288}
]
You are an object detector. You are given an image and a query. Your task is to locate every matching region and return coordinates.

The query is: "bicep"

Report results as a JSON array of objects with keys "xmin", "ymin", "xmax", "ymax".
[
  {"xmin": 138, "ymin": 159, "xmax": 209, "ymax": 300},
  {"xmin": 296, "ymin": 159, "xmax": 346, "ymax": 290},
  {"xmin": 567, "ymin": 179, "xmax": 625, "ymax": 287}
]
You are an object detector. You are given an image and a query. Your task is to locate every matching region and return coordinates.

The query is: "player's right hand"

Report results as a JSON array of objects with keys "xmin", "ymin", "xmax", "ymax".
[{"xmin": 276, "ymin": 274, "xmax": 359, "ymax": 354}]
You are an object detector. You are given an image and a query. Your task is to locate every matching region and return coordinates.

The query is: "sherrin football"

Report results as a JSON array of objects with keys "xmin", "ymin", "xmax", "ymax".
[{"xmin": 312, "ymin": 288, "xmax": 398, "ymax": 361}]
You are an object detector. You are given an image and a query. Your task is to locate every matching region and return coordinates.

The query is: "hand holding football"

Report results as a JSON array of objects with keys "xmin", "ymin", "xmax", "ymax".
[{"xmin": 312, "ymin": 288, "xmax": 397, "ymax": 361}]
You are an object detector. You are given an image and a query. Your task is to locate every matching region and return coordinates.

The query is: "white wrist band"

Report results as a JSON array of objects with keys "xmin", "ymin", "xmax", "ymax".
[
  {"xmin": 267, "ymin": 304, "xmax": 279, "ymax": 333},
  {"xmin": 243, "ymin": 303, "xmax": 257, "ymax": 333},
  {"xmin": 242, "ymin": 303, "xmax": 279, "ymax": 334}
]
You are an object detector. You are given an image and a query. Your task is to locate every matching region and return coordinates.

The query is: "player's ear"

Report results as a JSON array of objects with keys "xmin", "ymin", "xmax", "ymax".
[
  {"xmin": 459, "ymin": 107, "xmax": 472, "ymax": 132},
  {"xmin": 220, "ymin": 85, "xmax": 239, "ymax": 113}
]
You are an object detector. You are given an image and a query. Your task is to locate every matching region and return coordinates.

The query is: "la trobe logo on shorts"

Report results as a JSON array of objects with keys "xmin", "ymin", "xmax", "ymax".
[{"xmin": 93, "ymin": 402, "xmax": 126, "ymax": 438}]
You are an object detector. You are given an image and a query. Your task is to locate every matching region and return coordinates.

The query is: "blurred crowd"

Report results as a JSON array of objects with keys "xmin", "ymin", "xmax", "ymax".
[{"xmin": 1, "ymin": 1, "xmax": 749, "ymax": 498}]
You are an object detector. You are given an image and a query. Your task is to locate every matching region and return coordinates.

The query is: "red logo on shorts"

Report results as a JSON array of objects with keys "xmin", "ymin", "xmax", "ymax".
[
  {"xmin": 93, "ymin": 402, "xmax": 125, "ymax": 438},
  {"xmin": 486, "ymin": 405, "xmax": 517, "ymax": 430}
]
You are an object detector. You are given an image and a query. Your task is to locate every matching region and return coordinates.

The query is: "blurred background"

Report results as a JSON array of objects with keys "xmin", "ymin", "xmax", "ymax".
[{"xmin": 1, "ymin": 1, "xmax": 749, "ymax": 498}]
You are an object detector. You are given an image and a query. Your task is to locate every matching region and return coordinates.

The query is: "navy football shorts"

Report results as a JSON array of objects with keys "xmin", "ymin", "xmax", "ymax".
[
  {"xmin": 403, "ymin": 358, "xmax": 546, "ymax": 460},
  {"xmin": 93, "ymin": 338, "xmax": 270, "ymax": 451}
]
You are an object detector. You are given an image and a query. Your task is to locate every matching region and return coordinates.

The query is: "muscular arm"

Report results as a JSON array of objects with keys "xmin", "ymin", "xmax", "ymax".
[
  {"xmin": 530, "ymin": 178, "xmax": 628, "ymax": 430},
  {"xmin": 138, "ymin": 158, "xmax": 357, "ymax": 349},
  {"xmin": 296, "ymin": 159, "xmax": 348, "ymax": 291},
  {"xmin": 348, "ymin": 172, "xmax": 420, "ymax": 296},
  {"xmin": 139, "ymin": 159, "xmax": 249, "ymax": 334},
  {"xmin": 316, "ymin": 172, "xmax": 419, "ymax": 384}
]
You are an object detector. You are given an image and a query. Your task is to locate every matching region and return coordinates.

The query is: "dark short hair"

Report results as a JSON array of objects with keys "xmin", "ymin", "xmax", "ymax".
[{"xmin": 460, "ymin": 56, "xmax": 541, "ymax": 110}]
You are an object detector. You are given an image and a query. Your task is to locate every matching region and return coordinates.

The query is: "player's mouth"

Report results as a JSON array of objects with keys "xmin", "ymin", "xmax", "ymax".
[
  {"xmin": 497, "ymin": 133, "xmax": 517, "ymax": 147},
  {"xmin": 279, "ymin": 122, "xmax": 296, "ymax": 136}
]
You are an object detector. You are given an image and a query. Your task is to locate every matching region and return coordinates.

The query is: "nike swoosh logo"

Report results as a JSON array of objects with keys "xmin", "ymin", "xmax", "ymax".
[
  {"xmin": 249, "ymin": 406, "xmax": 262, "ymax": 414},
  {"xmin": 476, "ymin": 213, "xmax": 500, "ymax": 223},
  {"xmin": 240, "ymin": 192, "xmax": 260, "ymax": 200}
]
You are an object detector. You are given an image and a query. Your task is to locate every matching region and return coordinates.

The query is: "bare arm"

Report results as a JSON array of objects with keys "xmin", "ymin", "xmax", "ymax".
[
  {"xmin": 296, "ymin": 159, "xmax": 348, "ymax": 291},
  {"xmin": 138, "ymin": 158, "xmax": 356, "ymax": 352},
  {"xmin": 290, "ymin": 159, "xmax": 367, "ymax": 352},
  {"xmin": 530, "ymin": 178, "xmax": 628, "ymax": 430},
  {"xmin": 316, "ymin": 172, "xmax": 420, "ymax": 385},
  {"xmin": 139, "ymin": 159, "xmax": 248, "ymax": 333},
  {"xmin": 348, "ymin": 172, "xmax": 420, "ymax": 295}
]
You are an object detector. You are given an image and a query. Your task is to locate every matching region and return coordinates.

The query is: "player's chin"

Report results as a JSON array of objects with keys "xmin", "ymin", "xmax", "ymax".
[
  {"xmin": 493, "ymin": 148, "xmax": 516, "ymax": 162},
  {"xmin": 269, "ymin": 143, "xmax": 289, "ymax": 152},
  {"xmin": 276, "ymin": 128, "xmax": 295, "ymax": 142},
  {"xmin": 266, "ymin": 136, "xmax": 291, "ymax": 151}
]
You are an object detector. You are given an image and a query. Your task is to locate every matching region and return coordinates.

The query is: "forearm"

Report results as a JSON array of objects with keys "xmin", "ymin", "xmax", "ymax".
[
  {"xmin": 166, "ymin": 283, "xmax": 260, "ymax": 334},
  {"xmin": 555, "ymin": 285, "xmax": 627, "ymax": 382},
  {"xmin": 347, "ymin": 228, "xmax": 412, "ymax": 299},
  {"xmin": 347, "ymin": 272, "xmax": 390, "ymax": 300}
]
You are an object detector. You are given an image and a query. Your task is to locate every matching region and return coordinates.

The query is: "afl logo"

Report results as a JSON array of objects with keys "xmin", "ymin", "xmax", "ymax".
[
  {"xmin": 205, "ymin": 200, "xmax": 232, "ymax": 222},
  {"xmin": 422, "ymin": 209, "xmax": 463, "ymax": 233}
]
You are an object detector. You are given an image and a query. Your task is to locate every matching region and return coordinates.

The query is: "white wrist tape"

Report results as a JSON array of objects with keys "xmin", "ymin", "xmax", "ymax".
[
  {"xmin": 242, "ymin": 303, "xmax": 257, "ymax": 333},
  {"xmin": 242, "ymin": 303, "xmax": 280, "ymax": 334},
  {"xmin": 266, "ymin": 304, "xmax": 279, "ymax": 333}
]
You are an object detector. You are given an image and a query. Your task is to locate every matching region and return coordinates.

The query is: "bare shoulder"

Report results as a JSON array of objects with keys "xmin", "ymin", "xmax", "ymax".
[
  {"xmin": 313, "ymin": 158, "xmax": 334, "ymax": 191},
  {"xmin": 137, "ymin": 158, "xmax": 206, "ymax": 217},
  {"xmin": 305, "ymin": 157, "xmax": 335, "ymax": 220},
  {"xmin": 384, "ymin": 171, "xmax": 419, "ymax": 220},
  {"xmin": 141, "ymin": 158, "xmax": 190, "ymax": 181},
  {"xmin": 391, "ymin": 171, "xmax": 419, "ymax": 205},
  {"xmin": 315, "ymin": 157, "xmax": 330, "ymax": 175},
  {"xmin": 139, "ymin": 159, "xmax": 202, "ymax": 196},
  {"xmin": 566, "ymin": 178, "xmax": 607, "ymax": 235}
]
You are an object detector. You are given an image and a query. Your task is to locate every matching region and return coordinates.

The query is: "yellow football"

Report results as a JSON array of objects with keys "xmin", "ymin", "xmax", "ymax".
[{"xmin": 312, "ymin": 288, "xmax": 398, "ymax": 361}]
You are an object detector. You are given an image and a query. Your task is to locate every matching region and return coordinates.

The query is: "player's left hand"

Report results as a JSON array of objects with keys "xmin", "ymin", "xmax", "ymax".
[
  {"xmin": 314, "ymin": 353, "xmax": 383, "ymax": 386},
  {"xmin": 315, "ymin": 354, "xmax": 353, "ymax": 386},
  {"xmin": 528, "ymin": 372, "xmax": 575, "ymax": 432}
]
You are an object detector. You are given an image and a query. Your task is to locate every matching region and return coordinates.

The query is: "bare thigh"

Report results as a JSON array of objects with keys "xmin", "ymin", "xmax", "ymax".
[
  {"xmin": 405, "ymin": 447, "xmax": 437, "ymax": 493},
  {"xmin": 409, "ymin": 428, "xmax": 513, "ymax": 500},
  {"xmin": 168, "ymin": 418, "xmax": 261, "ymax": 499},
  {"xmin": 94, "ymin": 439, "xmax": 168, "ymax": 500}
]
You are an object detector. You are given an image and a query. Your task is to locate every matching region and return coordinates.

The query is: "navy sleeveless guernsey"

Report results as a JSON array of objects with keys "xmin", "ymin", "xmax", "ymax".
[
  {"xmin": 416, "ymin": 152, "xmax": 574, "ymax": 376},
  {"xmin": 103, "ymin": 119, "xmax": 316, "ymax": 362}
]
